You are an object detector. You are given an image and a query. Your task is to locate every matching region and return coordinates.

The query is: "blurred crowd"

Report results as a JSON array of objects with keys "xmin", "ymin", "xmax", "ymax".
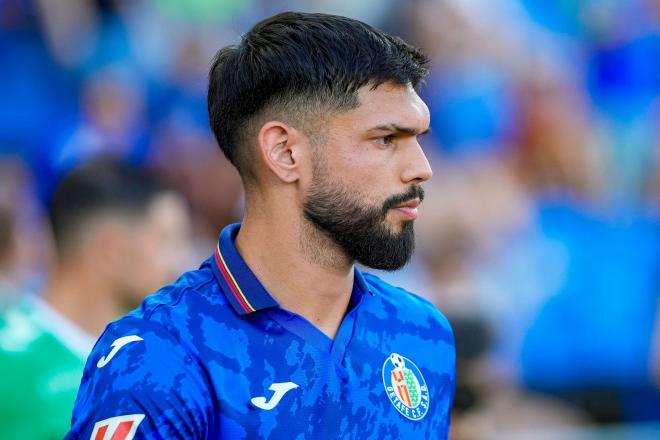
[{"xmin": 1, "ymin": 0, "xmax": 660, "ymax": 439}]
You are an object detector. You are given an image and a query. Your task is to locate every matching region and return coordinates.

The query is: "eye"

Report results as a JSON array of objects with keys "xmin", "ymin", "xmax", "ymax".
[{"xmin": 374, "ymin": 135, "xmax": 396, "ymax": 146}]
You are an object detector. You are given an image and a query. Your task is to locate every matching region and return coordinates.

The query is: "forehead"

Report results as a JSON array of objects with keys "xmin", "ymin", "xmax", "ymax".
[{"xmin": 330, "ymin": 82, "xmax": 430, "ymax": 132}]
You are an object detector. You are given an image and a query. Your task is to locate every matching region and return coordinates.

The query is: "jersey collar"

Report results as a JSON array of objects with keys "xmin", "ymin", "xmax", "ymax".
[
  {"xmin": 211, "ymin": 223, "xmax": 372, "ymax": 316},
  {"xmin": 212, "ymin": 223, "xmax": 278, "ymax": 315}
]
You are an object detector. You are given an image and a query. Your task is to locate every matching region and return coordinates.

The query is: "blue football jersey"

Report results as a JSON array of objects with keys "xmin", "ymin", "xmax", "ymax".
[{"xmin": 66, "ymin": 224, "xmax": 455, "ymax": 439}]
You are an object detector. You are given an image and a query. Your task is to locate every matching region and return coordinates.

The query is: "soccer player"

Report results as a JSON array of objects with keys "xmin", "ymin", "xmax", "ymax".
[
  {"xmin": 67, "ymin": 12, "xmax": 455, "ymax": 439},
  {"xmin": 0, "ymin": 161, "xmax": 190, "ymax": 440}
]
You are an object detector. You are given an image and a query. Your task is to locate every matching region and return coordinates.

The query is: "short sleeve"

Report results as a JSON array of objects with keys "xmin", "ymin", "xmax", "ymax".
[{"xmin": 65, "ymin": 317, "xmax": 213, "ymax": 439}]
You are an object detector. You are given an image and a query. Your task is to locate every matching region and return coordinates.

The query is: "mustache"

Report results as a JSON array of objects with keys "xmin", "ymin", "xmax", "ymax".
[{"xmin": 381, "ymin": 186, "xmax": 425, "ymax": 214}]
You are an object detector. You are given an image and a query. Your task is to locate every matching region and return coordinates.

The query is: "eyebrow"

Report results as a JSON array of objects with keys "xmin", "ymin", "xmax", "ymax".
[{"xmin": 367, "ymin": 124, "xmax": 431, "ymax": 136}]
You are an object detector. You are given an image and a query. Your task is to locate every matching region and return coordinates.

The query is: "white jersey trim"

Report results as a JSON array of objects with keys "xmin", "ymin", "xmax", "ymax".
[{"xmin": 27, "ymin": 294, "xmax": 95, "ymax": 360}]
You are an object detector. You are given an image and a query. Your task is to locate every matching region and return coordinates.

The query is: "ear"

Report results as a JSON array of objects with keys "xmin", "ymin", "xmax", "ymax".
[{"xmin": 257, "ymin": 121, "xmax": 305, "ymax": 184}]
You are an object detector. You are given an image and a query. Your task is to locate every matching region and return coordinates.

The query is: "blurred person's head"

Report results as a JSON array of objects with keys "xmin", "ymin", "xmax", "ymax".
[
  {"xmin": 448, "ymin": 313, "xmax": 589, "ymax": 439},
  {"xmin": 48, "ymin": 160, "xmax": 191, "ymax": 309},
  {"xmin": 81, "ymin": 64, "xmax": 146, "ymax": 143},
  {"xmin": 50, "ymin": 65, "xmax": 149, "ymax": 182},
  {"xmin": 512, "ymin": 69, "xmax": 605, "ymax": 204},
  {"xmin": 451, "ymin": 316, "xmax": 493, "ymax": 408},
  {"xmin": 207, "ymin": 11, "xmax": 433, "ymax": 270},
  {"xmin": 642, "ymin": 97, "xmax": 660, "ymax": 213},
  {"xmin": 150, "ymin": 113, "xmax": 242, "ymax": 237},
  {"xmin": 0, "ymin": 158, "xmax": 54, "ymax": 289}
]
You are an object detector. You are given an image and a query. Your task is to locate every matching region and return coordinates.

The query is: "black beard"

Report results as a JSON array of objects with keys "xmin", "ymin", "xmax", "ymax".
[{"xmin": 303, "ymin": 182, "xmax": 424, "ymax": 271}]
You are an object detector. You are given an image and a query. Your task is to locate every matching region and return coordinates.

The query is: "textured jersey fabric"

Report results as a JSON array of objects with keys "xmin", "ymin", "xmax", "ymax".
[
  {"xmin": 66, "ymin": 223, "xmax": 455, "ymax": 439},
  {"xmin": 0, "ymin": 295, "xmax": 93, "ymax": 440}
]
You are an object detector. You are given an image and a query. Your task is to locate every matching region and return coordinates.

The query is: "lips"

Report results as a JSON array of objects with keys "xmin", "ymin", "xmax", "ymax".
[
  {"xmin": 390, "ymin": 198, "xmax": 420, "ymax": 220},
  {"xmin": 393, "ymin": 199, "xmax": 420, "ymax": 209}
]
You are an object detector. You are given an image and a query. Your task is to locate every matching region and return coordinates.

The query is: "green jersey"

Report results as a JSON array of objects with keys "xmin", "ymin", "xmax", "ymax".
[{"xmin": 0, "ymin": 295, "xmax": 94, "ymax": 440}]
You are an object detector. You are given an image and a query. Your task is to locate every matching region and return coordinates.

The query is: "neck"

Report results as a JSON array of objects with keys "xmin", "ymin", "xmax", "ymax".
[
  {"xmin": 44, "ymin": 261, "xmax": 123, "ymax": 338},
  {"xmin": 236, "ymin": 203, "xmax": 355, "ymax": 339}
]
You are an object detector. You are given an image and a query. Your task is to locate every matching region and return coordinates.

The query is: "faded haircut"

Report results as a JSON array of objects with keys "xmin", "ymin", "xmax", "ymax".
[{"xmin": 207, "ymin": 11, "xmax": 429, "ymax": 182}]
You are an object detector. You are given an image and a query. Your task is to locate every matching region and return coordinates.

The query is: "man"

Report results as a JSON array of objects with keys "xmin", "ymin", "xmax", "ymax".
[
  {"xmin": 0, "ymin": 161, "xmax": 191, "ymax": 440},
  {"xmin": 67, "ymin": 12, "xmax": 455, "ymax": 439}
]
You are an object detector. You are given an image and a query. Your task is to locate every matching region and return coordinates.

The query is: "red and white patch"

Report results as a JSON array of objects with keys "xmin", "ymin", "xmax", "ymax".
[{"xmin": 90, "ymin": 414, "xmax": 145, "ymax": 440}]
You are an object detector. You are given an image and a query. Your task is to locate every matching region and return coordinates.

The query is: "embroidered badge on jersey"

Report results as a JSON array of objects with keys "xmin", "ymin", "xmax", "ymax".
[
  {"xmin": 90, "ymin": 414, "xmax": 144, "ymax": 440},
  {"xmin": 382, "ymin": 353, "xmax": 430, "ymax": 421}
]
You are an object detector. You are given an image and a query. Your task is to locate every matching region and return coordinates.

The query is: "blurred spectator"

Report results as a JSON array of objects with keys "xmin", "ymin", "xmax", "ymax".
[
  {"xmin": 48, "ymin": 63, "xmax": 151, "ymax": 190},
  {"xmin": 149, "ymin": 112, "xmax": 243, "ymax": 256},
  {"xmin": 511, "ymin": 70, "xmax": 660, "ymax": 423},
  {"xmin": 0, "ymin": 160, "xmax": 192, "ymax": 439},
  {"xmin": 450, "ymin": 316, "xmax": 588, "ymax": 440},
  {"xmin": 418, "ymin": 63, "xmax": 660, "ymax": 425},
  {"xmin": 0, "ymin": 158, "xmax": 54, "ymax": 293}
]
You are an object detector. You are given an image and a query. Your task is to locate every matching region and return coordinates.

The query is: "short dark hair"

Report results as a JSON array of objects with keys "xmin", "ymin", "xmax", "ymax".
[
  {"xmin": 207, "ymin": 11, "xmax": 429, "ymax": 179},
  {"xmin": 48, "ymin": 160, "xmax": 168, "ymax": 255}
]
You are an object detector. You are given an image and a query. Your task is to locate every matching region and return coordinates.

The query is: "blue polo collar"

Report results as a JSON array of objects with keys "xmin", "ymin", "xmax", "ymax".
[{"xmin": 211, "ymin": 223, "xmax": 372, "ymax": 316}]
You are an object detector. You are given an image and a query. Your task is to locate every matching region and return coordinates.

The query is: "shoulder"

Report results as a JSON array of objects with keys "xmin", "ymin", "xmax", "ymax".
[
  {"xmin": 362, "ymin": 272, "xmax": 453, "ymax": 334},
  {"xmin": 69, "ymin": 314, "xmax": 213, "ymax": 437},
  {"xmin": 110, "ymin": 259, "xmax": 235, "ymax": 349},
  {"xmin": 69, "ymin": 264, "xmax": 221, "ymax": 438},
  {"xmin": 75, "ymin": 313, "xmax": 206, "ymax": 424},
  {"xmin": 84, "ymin": 260, "xmax": 225, "ymax": 376},
  {"xmin": 132, "ymin": 258, "xmax": 221, "ymax": 320}
]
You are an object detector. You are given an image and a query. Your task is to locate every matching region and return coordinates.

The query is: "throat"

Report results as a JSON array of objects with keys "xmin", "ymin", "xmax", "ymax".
[
  {"xmin": 299, "ymin": 219, "xmax": 352, "ymax": 270},
  {"xmin": 310, "ymin": 313, "xmax": 346, "ymax": 340},
  {"xmin": 235, "ymin": 216, "xmax": 356, "ymax": 339}
]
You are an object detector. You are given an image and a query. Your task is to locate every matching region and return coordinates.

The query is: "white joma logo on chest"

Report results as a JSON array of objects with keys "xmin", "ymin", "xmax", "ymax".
[{"xmin": 250, "ymin": 382, "xmax": 299, "ymax": 410}]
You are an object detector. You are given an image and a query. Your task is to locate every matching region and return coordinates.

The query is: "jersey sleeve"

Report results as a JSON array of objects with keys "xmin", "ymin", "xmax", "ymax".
[{"xmin": 65, "ymin": 317, "xmax": 213, "ymax": 439}]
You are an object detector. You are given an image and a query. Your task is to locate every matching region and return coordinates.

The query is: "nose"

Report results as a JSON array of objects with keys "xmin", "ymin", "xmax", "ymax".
[{"xmin": 400, "ymin": 141, "xmax": 433, "ymax": 184}]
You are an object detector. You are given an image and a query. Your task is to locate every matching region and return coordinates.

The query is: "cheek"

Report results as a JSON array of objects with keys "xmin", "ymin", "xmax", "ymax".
[
  {"xmin": 321, "ymin": 137, "xmax": 402, "ymax": 208},
  {"xmin": 327, "ymin": 142, "xmax": 390, "ymax": 188},
  {"xmin": 141, "ymin": 222, "xmax": 191, "ymax": 284},
  {"xmin": 118, "ymin": 237, "xmax": 150, "ymax": 296},
  {"xmin": 120, "ymin": 232, "xmax": 169, "ymax": 297}
]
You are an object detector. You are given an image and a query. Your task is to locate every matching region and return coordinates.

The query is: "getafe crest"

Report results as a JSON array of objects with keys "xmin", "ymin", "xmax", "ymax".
[{"xmin": 382, "ymin": 353, "xmax": 429, "ymax": 421}]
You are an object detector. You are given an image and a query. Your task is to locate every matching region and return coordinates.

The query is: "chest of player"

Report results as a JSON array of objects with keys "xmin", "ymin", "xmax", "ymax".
[{"xmin": 196, "ymin": 308, "xmax": 454, "ymax": 439}]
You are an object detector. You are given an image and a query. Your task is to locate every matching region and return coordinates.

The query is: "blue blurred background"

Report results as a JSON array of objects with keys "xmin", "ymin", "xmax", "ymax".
[{"xmin": 1, "ymin": 0, "xmax": 660, "ymax": 439}]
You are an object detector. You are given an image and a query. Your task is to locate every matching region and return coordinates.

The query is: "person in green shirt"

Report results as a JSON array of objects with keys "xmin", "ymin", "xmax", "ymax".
[
  {"xmin": 0, "ymin": 161, "xmax": 192, "ymax": 439},
  {"xmin": 0, "ymin": 294, "xmax": 94, "ymax": 439}
]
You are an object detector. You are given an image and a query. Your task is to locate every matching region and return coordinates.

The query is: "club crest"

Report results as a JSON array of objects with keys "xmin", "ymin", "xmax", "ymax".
[{"xmin": 382, "ymin": 353, "xmax": 429, "ymax": 421}]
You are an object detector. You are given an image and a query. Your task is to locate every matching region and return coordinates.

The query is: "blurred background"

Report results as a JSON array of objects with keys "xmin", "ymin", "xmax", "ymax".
[{"xmin": 1, "ymin": 0, "xmax": 660, "ymax": 439}]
